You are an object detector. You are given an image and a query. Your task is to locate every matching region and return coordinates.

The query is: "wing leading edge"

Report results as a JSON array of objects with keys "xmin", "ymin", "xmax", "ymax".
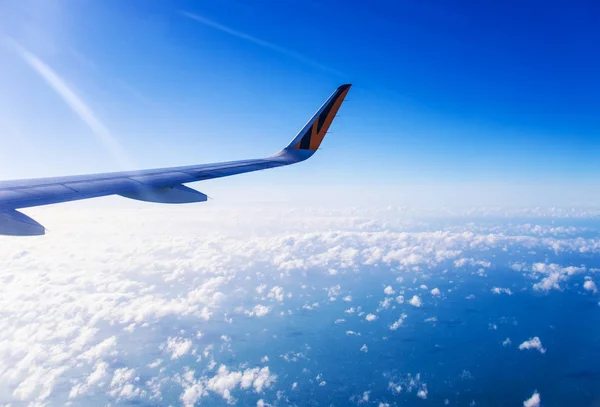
[{"xmin": 0, "ymin": 84, "xmax": 351, "ymax": 236}]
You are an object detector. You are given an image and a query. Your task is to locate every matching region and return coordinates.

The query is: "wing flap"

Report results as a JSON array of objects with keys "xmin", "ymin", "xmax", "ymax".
[
  {"xmin": 119, "ymin": 184, "xmax": 208, "ymax": 204},
  {"xmin": 0, "ymin": 209, "xmax": 45, "ymax": 236}
]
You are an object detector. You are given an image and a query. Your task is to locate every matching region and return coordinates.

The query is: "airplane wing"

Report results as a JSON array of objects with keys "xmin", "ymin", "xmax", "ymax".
[{"xmin": 0, "ymin": 84, "xmax": 351, "ymax": 236}]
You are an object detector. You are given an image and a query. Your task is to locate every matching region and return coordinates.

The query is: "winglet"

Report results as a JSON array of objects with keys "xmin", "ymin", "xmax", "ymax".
[{"xmin": 283, "ymin": 84, "xmax": 351, "ymax": 153}]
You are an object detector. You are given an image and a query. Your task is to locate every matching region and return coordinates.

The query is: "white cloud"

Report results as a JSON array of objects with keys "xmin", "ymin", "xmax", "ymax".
[
  {"xmin": 180, "ymin": 379, "xmax": 205, "ymax": 407},
  {"xmin": 523, "ymin": 390, "xmax": 541, "ymax": 407},
  {"xmin": 164, "ymin": 337, "xmax": 193, "ymax": 360},
  {"xmin": 491, "ymin": 287, "xmax": 513, "ymax": 295},
  {"xmin": 267, "ymin": 286, "xmax": 285, "ymax": 302},
  {"xmin": 360, "ymin": 344, "xmax": 368, "ymax": 353},
  {"xmin": 378, "ymin": 297, "xmax": 393, "ymax": 310},
  {"xmin": 502, "ymin": 338, "xmax": 511, "ymax": 347},
  {"xmin": 531, "ymin": 263, "xmax": 586, "ymax": 291},
  {"xmin": 519, "ymin": 337, "xmax": 546, "ymax": 354},
  {"xmin": 147, "ymin": 359, "xmax": 163, "ymax": 370},
  {"xmin": 384, "ymin": 286, "xmax": 395, "ymax": 295},
  {"xmin": 69, "ymin": 361, "xmax": 109, "ymax": 398},
  {"xmin": 388, "ymin": 381, "xmax": 402, "ymax": 394},
  {"xmin": 79, "ymin": 336, "xmax": 117, "ymax": 362},
  {"xmin": 430, "ymin": 288, "xmax": 441, "ymax": 296},
  {"xmin": 109, "ymin": 367, "xmax": 140, "ymax": 400},
  {"xmin": 584, "ymin": 278, "xmax": 597, "ymax": 293},
  {"xmin": 247, "ymin": 305, "xmax": 271, "ymax": 317},
  {"xmin": 396, "ymin": 295, "xmax": 405, "ymax": 304},
  {"xmin": 203, "ymin": 365, "xmax": 276, "ymax": 403},
  {"xmin": 389, "ymin": 314, "xmax": 408, "ymax": 331},
  {"xmin": 175, "ymin": 364, "xmax": 277, "ymax": 405},
  {"xmin": 409, "ymin": 295, "xmax": 422, "ymax": 307},
  {"xmin": 365, "ymin": 313, "xmax": 378, "ymax": 322}
]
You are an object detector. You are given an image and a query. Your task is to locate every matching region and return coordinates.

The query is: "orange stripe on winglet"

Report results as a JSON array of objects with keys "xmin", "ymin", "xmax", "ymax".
[{"xmin": 308, "ymin": 86, "xmax": 350, "ymax": 150}]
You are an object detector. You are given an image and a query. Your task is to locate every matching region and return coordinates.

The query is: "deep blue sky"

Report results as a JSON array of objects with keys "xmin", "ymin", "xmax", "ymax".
[{"xmin": 1, "ymin": 0, "xmax": 599, "ymax": 204}]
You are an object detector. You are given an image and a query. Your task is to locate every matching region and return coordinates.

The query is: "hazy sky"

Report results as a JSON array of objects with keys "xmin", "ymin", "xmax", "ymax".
[{"xmin": 1, "ymin": 0, "xmax": 600, "ymax": 206}]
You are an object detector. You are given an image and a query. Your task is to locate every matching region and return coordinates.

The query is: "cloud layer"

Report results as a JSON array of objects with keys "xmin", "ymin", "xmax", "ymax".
[{"xmin": 0, "ymin": 204, "xmax": 598, "ymax": 404}]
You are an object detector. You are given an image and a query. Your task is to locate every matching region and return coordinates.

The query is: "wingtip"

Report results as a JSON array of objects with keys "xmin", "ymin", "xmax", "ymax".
[{"xmin": 283, "ymin": 84, "xmax": 351, "ymax": 153}]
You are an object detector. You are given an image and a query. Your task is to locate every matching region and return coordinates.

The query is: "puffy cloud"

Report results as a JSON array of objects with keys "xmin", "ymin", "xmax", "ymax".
[
  {"xmin": 387, "ymin": 373, "xmax": 427, "ymax": 401},
  {"xmin": 148, "ymin": 359, "xmax": 163, "ymax": 369},
  {"xmin": 531, "ymin": 263, "xmax": 586, "ymax": 292},
  {"xmin": 430, "ymin": 288, "xmax": 441, "ymax": 296},
  {"xmin": 79, "ymin": 336, "xmax": 118, "ymax": 363},
  {"xmin": 247, "ymin": 305, "xmax": 271, "ymax": 317},
  {"xmin": 584, "ymin": 278, "xmax": 597, "ymax": 293},
  {"xmin": 384, "ymin": 286, "xmax": 395, "ymax": 295},
  {"xmin": 267, "ymin": 286, "xmax": 285, "ymax": 302},
  {"xmin": 378, "ymin": 297, "xmax": 393, "ymax": 310},
  {"xmin": 523, "ymin": 390, "xmax": 541, "ymax": 407},
  {"xmin": 502, "ymin": 338, "xmax": 511, "ymax": 347},
  {"xmin": 69, "ymin": 361, "xmax": 109, "ymax": 399},
  {"xmin": 365, "ymin": 313, "xmax": 378, "ymax": 322},
  {"xmin": 491, "ymin": 287, "xmax": 513, "ymax": 295},
  {"xmin": 204, "ymin": 365, "xmax": 276, "ymax": 402},
  {"xmin": 519, "ymin": 337, "xmax": 546, "ymax": 354},
  {"xmin": 164, "ymin": 337, "xmax": 193, "ymax": 360},
  {"xmin": 389, "ymin": 314, "xmax": 408, "ymax": 331},
  {"xmin": 409, "ymin": 295, "xmax": 422, "ymax": 307},
  {"xmin": 108, "ymin": 367, "xmax": 140, "ymax": 400},
  {"xmin": 177, "ymin": 365, "xmax": 276, "ymax": 405}
]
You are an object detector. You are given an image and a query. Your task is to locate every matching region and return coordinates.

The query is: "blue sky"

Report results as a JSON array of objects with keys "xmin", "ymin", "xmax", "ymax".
[{"xmin": 1, "ymin": 0, "xmax": 600, "ymax": 205}]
